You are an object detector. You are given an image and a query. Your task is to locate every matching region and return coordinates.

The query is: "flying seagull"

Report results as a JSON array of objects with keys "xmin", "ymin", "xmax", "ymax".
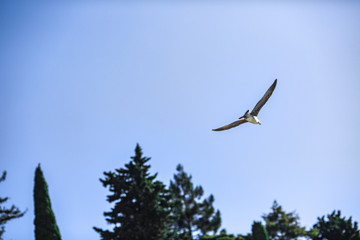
[{"xmin": 212, "ymin": 79, "xmax": 277, "ymax": 131}]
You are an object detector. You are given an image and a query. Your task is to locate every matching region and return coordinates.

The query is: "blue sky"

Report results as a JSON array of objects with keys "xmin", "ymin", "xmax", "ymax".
[{"xmin": 1, "ymin": 1, "xmax": 360, "ymax": 239}]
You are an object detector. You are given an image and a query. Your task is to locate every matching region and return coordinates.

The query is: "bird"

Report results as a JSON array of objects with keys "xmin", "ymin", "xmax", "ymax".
[{"xmin": 212, "ymin": 79, "xmax": 277, "ymax": 131}]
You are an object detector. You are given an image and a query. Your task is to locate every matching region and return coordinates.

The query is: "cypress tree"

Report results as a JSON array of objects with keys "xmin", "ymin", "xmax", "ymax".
[
  {"xmin": 252, "ymin": 221, "xmax": 269, "ymax": 240},
  {"xmin": 93, "ymin": 144, "xmax": 176, "ymax": 240},
  {"xmin": 34, "ymin": 164, "xmax": 61, "ymax": 240},
  {"xmin": 0, "ymin": 171, "xmax": 25, "ymax": 240}
]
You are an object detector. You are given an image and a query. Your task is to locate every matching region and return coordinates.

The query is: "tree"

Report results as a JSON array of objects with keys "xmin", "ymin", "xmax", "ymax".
[
  {"xmin": 262, "ymin": 201, "xmax": 306, "ymax": 240},
  {"xmin": 170, "ymin": 164, "xmax": 221, "ymax": 239},
  {"xmin": 93, "ymin": 144, "xmax": 176, "ymax": 240},
  {"xmin": 34, "ymin": 164, "xmax": 61, "ymax": 240},
  {"xmin": 252, "ymin": 221, "xmax": 269, "ymax": 240},
  {"xmin": 0, "ymin": 171, "xmax": 25, "ymax": 240},
  {"xmin": 311, "ymin": 210, "xmax": 360, "ymax": 240},
  {"xmin": 200, "ymin": 229, "xmax": 251, "ymax": 240}
]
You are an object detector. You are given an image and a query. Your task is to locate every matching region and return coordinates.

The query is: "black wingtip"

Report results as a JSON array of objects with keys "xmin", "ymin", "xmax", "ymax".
[{"xmin": 271, "ymin": 79, "xmax": 277, "ymax": 89}]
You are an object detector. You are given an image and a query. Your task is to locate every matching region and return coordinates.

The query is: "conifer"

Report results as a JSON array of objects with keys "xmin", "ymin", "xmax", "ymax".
[
  {"xmin": 170, "ymin": 164, "xmax": 221, "ymax": 239},
  {"xmin": 34, "ymin": 165, "xmax": 61, "ymax": 240},
  {"xmin": 94, "ymin": 144, "xmax": 176, "ymax": 240},
  {"xmin": 0, "ymin": 171, "xmax": 25, "ymax": 240},
  {"xmin": 252, "ymin": 221, "xmax": 269, "ymax": 240}
]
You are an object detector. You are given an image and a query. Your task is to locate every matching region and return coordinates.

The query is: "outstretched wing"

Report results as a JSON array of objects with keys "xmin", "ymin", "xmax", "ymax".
[
  {"xmin": 212, "ymin": 118, "xmax": 247, "ymax": 131},
  {"xmin": 251, "ymin": 79, "xmax": 277, "ymax": 116}
]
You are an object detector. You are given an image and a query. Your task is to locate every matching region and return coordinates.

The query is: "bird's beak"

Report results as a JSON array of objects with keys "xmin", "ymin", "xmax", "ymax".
[{"xmin": 259, "ymin": 122, "xmax": 261, "ymax": 125}]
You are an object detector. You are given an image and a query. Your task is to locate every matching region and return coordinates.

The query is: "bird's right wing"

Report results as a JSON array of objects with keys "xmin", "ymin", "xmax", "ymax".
[
  {"xmin": 212, "ymin": 119, "xmax": 247, "ymax": 131},
  {"xmin": 251, "ymin": 79, "xmax": 277, "ymax": 116}
]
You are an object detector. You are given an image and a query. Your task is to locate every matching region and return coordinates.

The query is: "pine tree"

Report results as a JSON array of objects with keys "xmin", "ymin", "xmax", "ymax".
[
  {"xmin": 170, "ymin": 164, "xmax": 221, "ymax": 239},
  {"xmin": 262, "ymin": 201, "xmax": 306, "ymax": 240},
  {"xmin": 0, "ymin": 171, "xmax": 25, "ymax": 240},
  {"xmin": 93, "ymin": 144, "xmax": 176, "ymax": 240},
  {"xmin": 252, "ymin": 221, "xmax": 269, "ymax": 240},
  {"xmin": 34, "ymin": 164, "xmax": 61, "ymax": 240},
  {"xmin": 311, "ymin": 210, "xmax": 360, "ymax": 240}
]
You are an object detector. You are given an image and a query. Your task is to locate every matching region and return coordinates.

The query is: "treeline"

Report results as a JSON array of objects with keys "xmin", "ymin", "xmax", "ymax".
[{"xmin": 1, "ymin": 144, "xmax": 359, "ymax": 240}]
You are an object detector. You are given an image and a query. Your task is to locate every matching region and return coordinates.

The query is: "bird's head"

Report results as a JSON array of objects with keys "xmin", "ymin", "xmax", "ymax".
[{"xmin": 258, "ymin": 122, "xmax": 261, "ymax": 125}]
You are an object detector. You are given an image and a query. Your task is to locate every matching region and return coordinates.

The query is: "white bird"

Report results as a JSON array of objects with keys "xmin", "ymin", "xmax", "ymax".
[{"xmin": 212, "ymin": 79, "xmax": 277, "ymax": 131}]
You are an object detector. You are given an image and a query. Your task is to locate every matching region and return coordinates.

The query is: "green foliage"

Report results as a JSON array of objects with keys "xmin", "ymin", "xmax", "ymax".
[
  {"xmin": 170, "ymin": 164, "xmax": 221, "ymax": 239},
  {"xmin": 311, "ymin": 210, "xmax": 360, "ymax": 240},
  {"xmin": 0, "ymin": 171, "xmax": 25, "ymax": 240},
  {"xmin": 252, "ymin": 221, "xmax": 269, "ymax": 240},
  {"xmin": 200, "ymin": 229, "xmax": 250, "ymax": 240},
  {"xmin": 34, "ymin": 165, "xmax": 61, "ymax": 240},
  {"xmin": 262, "ymin": 201, "xmax": 306, "ymax": 240},
  {"xmin": 93, "ymin": 144, "xmax": 176, "ymax": 240}
]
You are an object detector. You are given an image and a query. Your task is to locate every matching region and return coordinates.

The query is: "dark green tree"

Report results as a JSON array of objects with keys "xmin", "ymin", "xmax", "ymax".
[
  {"xmin": 262, "ymin": 201, "xmax": 306, "ymax": 240},
  {"xmin": 34, "ymin": 164, "xmax": 61, "ymax": 240},
  {"xmin": 170, "ymin": 164, "xmax": 221, "ymax": 239},
  {"xmin": 93, "ymin": 144, "xmax": 176, "ymax": 240},
  {"xmin": 0, "ymin": 171, "xmax": 26, "ymax": 240},
  {"xmin": 252, "ymin": 221, "xmax": 269, "ymax": 240},
  {"xmin": 200, "ymin": 229, "xmax": 251, "ymax": 240},
  {"xmin": 311, "ymin": 210, "xmax": 360, "ymax": 240}
]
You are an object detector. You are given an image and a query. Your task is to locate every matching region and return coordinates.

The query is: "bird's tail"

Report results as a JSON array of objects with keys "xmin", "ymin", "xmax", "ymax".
[{"xmin": 239, "ymin": 110, "xmax": 249, "ymax": 119}]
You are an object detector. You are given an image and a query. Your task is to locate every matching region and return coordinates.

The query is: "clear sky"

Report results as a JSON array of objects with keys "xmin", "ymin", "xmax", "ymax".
[{"xmin": 1, "ymin": 1, "xmax": 360, "ymax": 239}]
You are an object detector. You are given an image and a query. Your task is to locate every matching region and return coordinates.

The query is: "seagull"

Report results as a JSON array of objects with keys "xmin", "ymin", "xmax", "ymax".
[{"xmin": 212, "ymin": 79, "xmax": 277, "ymax": 131}]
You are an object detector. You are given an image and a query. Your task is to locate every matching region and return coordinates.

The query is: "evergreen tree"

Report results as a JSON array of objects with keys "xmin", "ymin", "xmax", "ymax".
[
  {"xmin": 170, "ymin": 164, "xmax": 221, "ymax": 239},
  {"xmin": 0, "ymin": 171, "xmax": 25, "ymax": 240},
  {"xmin": 262, "ymin": 201, "xmax": 306, "ymax": 240},
  {"xmin": 252, "ymin": 221, "xmax": 269, "ymax": 240},
  {"xmin": 34, "ymin": 164, "xmax": 61, "ymax": 240},
  {"xmin": 93, "ymin": 144, "xmax": 176, "ymax": 240},
  {"xmin": 311, "ymin": 210, "xmax": 360, "ymax": 240}
]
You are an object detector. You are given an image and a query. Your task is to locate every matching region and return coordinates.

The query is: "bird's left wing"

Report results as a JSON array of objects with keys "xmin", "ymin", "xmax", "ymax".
[
  {"xmin": 212, "ymin": 118, "xmax": 247, "ymax": 131},
  {"xmin": 251, "ymin": 79, "xmax": 277, "ymax": 116}
]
